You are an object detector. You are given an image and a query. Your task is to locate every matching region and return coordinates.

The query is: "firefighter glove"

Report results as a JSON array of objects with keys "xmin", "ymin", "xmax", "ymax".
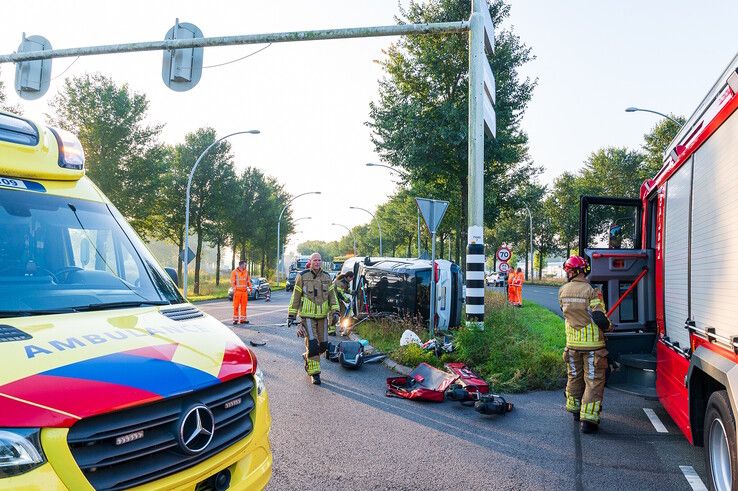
[
  {"xmin": 332, "ymin": 312, "xmax": 340, "ymax": 327},
  {"xmin": 592, "ymin": 311, "xmax": 611, "ymax": 332}
]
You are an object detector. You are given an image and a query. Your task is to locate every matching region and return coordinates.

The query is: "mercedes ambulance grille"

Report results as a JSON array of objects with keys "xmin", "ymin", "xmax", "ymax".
[
  {"xmin": 0, "ymin": 325, "xmax": 32, "ymax": 342},
  {"xmin": 160, "ymin": 305, "xmax": 204, "ymax": 321},
  {"xmin": 66, "ymin": 375, "xmax": 255, "ymax": 491}
]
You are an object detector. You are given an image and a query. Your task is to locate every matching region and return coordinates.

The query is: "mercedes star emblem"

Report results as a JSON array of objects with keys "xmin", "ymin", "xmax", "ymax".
[{"xmin": 178, "ymin": 405, "xmax": 215, "ymax": 454}]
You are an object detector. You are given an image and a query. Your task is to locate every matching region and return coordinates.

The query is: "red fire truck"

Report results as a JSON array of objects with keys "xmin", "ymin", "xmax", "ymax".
[{"xmin": 582, "ymin": 52, "xmax": 738, "ymax": 491}]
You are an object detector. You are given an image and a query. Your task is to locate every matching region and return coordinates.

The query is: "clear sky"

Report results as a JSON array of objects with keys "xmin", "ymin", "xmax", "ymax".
[{"xmin": 2, "ymin": 1, "xmax": 737, "ymax": 254}]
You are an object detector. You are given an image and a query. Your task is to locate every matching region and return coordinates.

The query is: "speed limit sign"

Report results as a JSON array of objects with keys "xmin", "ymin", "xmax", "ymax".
[
  {"xmin": 496, "ymin": 246, "xmax": 511, "ymax": 262},
  {"xmin": 498, "ymin": 262, "xmax": 511, "ymax": 273}
]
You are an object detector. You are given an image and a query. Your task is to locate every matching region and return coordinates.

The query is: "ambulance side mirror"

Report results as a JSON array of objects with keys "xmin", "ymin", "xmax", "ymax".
[{"xmin": 164, "ymin": 267, "xmax": 178, "ymax": 286}]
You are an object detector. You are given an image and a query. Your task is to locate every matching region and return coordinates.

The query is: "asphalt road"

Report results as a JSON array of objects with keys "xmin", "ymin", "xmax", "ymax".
[{"xmin": 198, "ymin": 291, "xmax": 708, "ymax": 490}]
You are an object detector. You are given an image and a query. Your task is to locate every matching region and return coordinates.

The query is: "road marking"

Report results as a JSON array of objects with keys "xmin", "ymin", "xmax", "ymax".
[
  {"xmin": 679, "ymin": 466, "xmax": 707, "ymax": 491},
  {"xmin": 643, "ymin": 408, "xmax": 668, "ymax": 433}
]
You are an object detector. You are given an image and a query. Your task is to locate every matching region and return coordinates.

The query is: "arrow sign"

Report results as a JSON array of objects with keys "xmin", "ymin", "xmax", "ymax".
[
  {"xmin": 415, "ymin": 198, "xmax": 449, "ymax": 235},
  {"xmin": 180, "ymin": 247, "xmax": 196, "ymax": 265}
]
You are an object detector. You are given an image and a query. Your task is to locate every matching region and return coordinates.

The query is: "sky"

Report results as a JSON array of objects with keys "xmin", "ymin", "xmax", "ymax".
[{"xmin": 2, "ymin": 1, "xmax": 737, "ymax": 255}]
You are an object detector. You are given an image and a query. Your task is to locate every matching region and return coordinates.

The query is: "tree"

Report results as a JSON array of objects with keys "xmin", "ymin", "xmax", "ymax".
[
  {"xmin": 368, "ymin": 0, "xmax": 537, "ymax": 271},
  {"xmin": 48, "ymin": 74, "xmax": 163, "ymax": 236},
  {"xmin": 0, "ymin": 68, "xmax": 21, "ymax": 114},
  {"xmin": 175, "ymin": 128, "xmax": 237, "ymax": 295},
  {"xmin": 546, "ymin": 172, "xmax": 581, "ymax": 258},
  {"xmin": 641, "ymin": 115, "xmax": 686, "ymax": 178}
]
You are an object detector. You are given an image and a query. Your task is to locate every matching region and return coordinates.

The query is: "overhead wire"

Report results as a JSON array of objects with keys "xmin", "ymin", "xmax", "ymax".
[
  {"xmin": 51, "ymin": 56, "xmax": 80, "ymax": 80},
  {"xmin": 203, "ymin": 43, "xmax": 272, "ymax": 69}
]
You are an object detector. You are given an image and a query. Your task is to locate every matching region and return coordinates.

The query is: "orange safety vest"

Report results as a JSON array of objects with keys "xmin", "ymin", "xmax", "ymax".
[{"xmin": 231, "ymin": 268, "xmax": 252, "ymax": 292}]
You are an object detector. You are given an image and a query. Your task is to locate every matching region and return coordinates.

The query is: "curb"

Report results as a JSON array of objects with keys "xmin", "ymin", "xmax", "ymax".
[{"xmin": 347, "ymin": 333, "xmax": 413, "ymax": 376}]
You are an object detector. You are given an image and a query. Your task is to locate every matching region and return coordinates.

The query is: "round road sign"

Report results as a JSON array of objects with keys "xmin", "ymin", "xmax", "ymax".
[
  {"xmin": 498, "ymin": 262, "xmax": 511, "ymax": 273},
  {"xmin": 496, "ymin": 246, "xmax": 511, "ymax": 262}
]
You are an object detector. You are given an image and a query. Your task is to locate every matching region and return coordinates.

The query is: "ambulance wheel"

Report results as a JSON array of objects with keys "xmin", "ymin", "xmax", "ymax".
[{"xmin": 704, "ymin": 390, "xmax": 738, "ymax": 491}]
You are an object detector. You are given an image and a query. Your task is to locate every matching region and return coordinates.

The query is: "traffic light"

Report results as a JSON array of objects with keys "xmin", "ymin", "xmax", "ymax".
[
  {"xmin": 14, "ymin": 34, "xmax": 52, "ymax": 100},
  {"xmin": 162, "ymin": 20, "xmax": 203, "ymax": 92}
]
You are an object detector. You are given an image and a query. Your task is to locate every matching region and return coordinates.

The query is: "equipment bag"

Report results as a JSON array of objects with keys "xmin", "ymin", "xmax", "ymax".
[
  {"xmin": 386, "ymin": 363, "xmax": 458, "ymax": 402},
  {"xmin": 444, "ymin": 362, "xmax": 489, "ymax": 394}
]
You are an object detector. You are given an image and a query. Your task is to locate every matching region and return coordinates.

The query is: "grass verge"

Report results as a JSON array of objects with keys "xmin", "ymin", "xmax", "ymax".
[{"xmin": 355, "ymin": 291, "xmax": 566, "ymax": 392}]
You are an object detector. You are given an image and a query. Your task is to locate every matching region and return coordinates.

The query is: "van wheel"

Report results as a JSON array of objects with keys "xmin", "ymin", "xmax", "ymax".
[{"xmin": 705, "ymin": 390, "xmax": 738, "ymax": 491}]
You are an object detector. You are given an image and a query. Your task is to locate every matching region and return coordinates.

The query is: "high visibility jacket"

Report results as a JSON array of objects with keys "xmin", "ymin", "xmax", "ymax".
[
  {"xmin": 289, "ymin": 269, "xmax": 339, "ymax": 319},
  {"xmin": 558, "ymin": 276, "xmax": 609, "ymax": 349},
  {"xmin": 230, "ymin": 268, "xmax": 252, "ymax": 292},
  {"xmin": 510, "ymin": 272, "xmax": 523, "ymax": 287},
  {"xmin": 333, "ymin": 274, "xmax": 352, "ymax": 303}
]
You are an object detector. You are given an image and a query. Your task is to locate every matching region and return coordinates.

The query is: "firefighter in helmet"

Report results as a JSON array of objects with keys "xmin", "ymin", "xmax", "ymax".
[
  {"xmin": 333, "ymin": 271, "xmax": 355, "ymax": 336},
  {"xmin": 288, "ymin": 252, "xmax": 340, "ymax": 385},
  {"xmin": 559, "ymin": 255, "xmax": 612, "ymax": 433}
]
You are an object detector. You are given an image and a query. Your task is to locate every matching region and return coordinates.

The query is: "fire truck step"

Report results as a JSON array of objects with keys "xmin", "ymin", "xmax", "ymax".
[
  {"xmin": 618, "ymin": 353, "xmax": 656, "ymax": 370},
  {"xmin": 606, "ymin": 382, "xmax": 658, "ymax": 400},
  {"xmin": 607, "ymin": 354, "xmax": 657, "ymax": 400}
]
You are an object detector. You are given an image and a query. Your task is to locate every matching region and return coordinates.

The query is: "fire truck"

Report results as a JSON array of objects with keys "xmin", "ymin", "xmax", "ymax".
[{"xmin": 582, "ymin": 52, "xmax": 738, "ymax": 490}]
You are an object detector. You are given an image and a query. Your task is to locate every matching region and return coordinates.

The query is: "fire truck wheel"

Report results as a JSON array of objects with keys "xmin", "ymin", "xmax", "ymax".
[{"xmin": 704, "ymin": 390, "xmax": 738, "ymax": 491}]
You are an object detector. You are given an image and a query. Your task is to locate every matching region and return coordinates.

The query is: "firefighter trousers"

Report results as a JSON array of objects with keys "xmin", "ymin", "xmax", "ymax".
[
  {"xmin": 233, "ymin": 290, "xmax": 249, "ymax": 322},
  {"xmin": 303, "ymin": 317, "xmax": 328, "ymax": 375},
  {"xmin": 564, "ymin": 347, "xmax": 608, "ymax": 424}
]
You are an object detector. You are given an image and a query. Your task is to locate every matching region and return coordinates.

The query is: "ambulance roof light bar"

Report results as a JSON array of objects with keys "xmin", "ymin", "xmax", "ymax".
[{"xmin": 49, "ymin": 127, "xmax": 85, "ymax": 170}]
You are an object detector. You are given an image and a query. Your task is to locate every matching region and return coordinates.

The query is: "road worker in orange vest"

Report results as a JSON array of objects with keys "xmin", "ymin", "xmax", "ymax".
[
  {"xmin": 559, "ymin": 255, "xmax": 612, "ymax": 433},
  {"xmin": 230, "ymin": 260, "xmax": 252, "ymax": 325},
  {"xmin": 509, "ymin": 267, "xmax": 524, "ymax": 307}
]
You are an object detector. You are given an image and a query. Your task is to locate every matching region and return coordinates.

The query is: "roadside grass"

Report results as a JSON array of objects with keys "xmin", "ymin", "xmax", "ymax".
[{"xmin": 355, "ymin": 291, "xmax": 566, "ymax": 392}]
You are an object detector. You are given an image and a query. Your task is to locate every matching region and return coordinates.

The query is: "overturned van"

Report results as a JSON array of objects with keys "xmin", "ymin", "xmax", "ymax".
[{"xmin": 342, "ymin": 257, "xmax": 463, "ymax": 329}]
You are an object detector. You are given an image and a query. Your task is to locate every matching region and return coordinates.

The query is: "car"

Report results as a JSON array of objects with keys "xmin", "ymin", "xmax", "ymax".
[
  {"xmin": 0, "ymin": 112, "xmax": 272, "ymax": 489},
  {"xmin": 486, "ymin": 271, "xmax": 507, "ymax": 287},
  {"xmin": 228, "ymin": 277, "xmax": 271, "ymax": 300},
  {"xmin": 286, "ymin": 270, "xmax": 297, "ymax": 291}
]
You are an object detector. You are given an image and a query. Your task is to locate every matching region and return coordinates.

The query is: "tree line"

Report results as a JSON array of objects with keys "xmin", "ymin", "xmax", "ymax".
[
  {"xmin": 1, "ymin": 70, "xmax": 295, "ymax": 295},
  {"xmin": 297, "ymin": 0, "xmax": 685, "ymax": 278}
]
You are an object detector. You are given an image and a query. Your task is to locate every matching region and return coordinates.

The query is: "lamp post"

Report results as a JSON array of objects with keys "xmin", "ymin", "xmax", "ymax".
[
  {"xmin": 366, "ymin": 163, "xmax": 421, "ymax": 256},
  {"xmin": 350, "ymin": 206, "xmax": 382, "ymax": 256},
  {"xmin": 280, "ymin": 217, "xmax": 311, "ymax": 275},
  {"xmin": 332, "ymin": 222, "xmax": 357, "ymax": 256},
  {"xmin": 625, "ymin": 107, "xmax": 679, "ymax": 124},
  {"xmin": 183, "ymin": 130, "xmax": 259, "ymax": 300},
  {"xmin": 277, "ymin": 192, "xmax": 320, "ymax": 287},
  {"xmin": 522, "ymin": 202, "xmax": 533, "ymax": 281}
]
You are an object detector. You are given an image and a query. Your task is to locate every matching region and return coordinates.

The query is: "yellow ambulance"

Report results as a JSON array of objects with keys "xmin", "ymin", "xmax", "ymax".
[{"xmin": 0, "ymin": 111, "xmax": 272, "ymax": 490}]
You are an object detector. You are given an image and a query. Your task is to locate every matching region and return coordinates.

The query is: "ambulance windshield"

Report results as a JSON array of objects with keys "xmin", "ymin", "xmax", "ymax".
[{"xmin": 0, "ymin": 188, "xmax": 183, "ymax": 315}]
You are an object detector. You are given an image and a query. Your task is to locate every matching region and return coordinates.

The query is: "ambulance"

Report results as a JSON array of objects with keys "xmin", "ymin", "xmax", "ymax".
[{"xmin": 0, "ymin": 112, "xmax": 272, "ymax": 490}]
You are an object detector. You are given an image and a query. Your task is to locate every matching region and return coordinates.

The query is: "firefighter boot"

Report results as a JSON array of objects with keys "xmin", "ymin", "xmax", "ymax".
[
  {"xmin": 580, "ymin": 421, "xmax": 599, "ymax": 434},
  {"xmin": 311, "ymin": 374, "xmax": 321, "ymax": 385}
]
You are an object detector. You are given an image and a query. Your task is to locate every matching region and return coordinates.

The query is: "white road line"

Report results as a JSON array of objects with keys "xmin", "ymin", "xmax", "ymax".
[
  {"xmin": 643, "ymin": 408, "xmax": 668, "ymax": 433},
  {"xmin": 680, "ymin": 466, "xmax": 707, "ymax": 491}
]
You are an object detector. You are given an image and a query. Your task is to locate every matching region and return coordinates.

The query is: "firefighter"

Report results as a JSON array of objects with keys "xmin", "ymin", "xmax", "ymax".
[
  {"xmin": 230, "ymin": 260, "xmax": 252, "ymax": 325},
  {"xmin": 288, "ymin": 252, "xmax": 340, "ymax": 385},
  {"xmin": 559, "ymin": 255, "xmax": 612, "ymax": 433},
  {"xmin": 334, "ymin": 271, "xmax": 355, "ymax": 336}
]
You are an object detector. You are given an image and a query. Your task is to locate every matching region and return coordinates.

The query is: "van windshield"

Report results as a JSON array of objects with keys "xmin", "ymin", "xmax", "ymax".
[{"xmin": 0, "ymin": 189, "xmax": 183, "ymax": 316}]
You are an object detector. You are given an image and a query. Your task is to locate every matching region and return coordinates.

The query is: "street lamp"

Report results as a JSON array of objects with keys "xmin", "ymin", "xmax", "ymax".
[
  {"xmin": 279, "ymin": 217, "xmax": 311, "ymax": 276},
  {"xmin": 183, "ymin": 130, "xmax": 260, "ymax": 300},
  {"xmin": 625, "ymin": 107, "xmax": 679, "ymax": 124},
  {"xmin": 277, "ymin": 192, "xmax": 321, "ymax": 287},
  {"xmin": 366, "ymin": 163, "xmax": 421, "ymax": 256},
  {"xmin": 332, "ymin": 222, "xmax": 357, "ymax": 256},
  {"xmin": 522, "ymin": 202, "xmax": 533, "ymax": 281},
  {"xmin": 350, "ymin": 206, "xmax": 382, "ymax": 256}
]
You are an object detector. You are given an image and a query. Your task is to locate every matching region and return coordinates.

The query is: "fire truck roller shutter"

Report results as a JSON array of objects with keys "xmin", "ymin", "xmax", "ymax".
[
  {"xmin": 690, "ymin": 110, "xmax": 738, "ymax": 341},
  {"xmin": 664, "ymin": 158, "xmax": 693, "ymax": 350}
]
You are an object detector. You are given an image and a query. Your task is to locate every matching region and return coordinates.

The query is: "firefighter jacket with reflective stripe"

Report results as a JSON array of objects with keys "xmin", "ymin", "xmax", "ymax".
[
  {"xmin": 231, "ymin": 268, "xmax": 252, "ymax": 292},
  {"xmin": 289, "ymin": 269, "xmax": 339, "ymax": 318},
  {"xmin": 558, "ymin": 276, "xmax": 609, "ymax": 349},
  {"xmin": 334, "ymin": 275, "xmax": 351, "ymax": 302}
]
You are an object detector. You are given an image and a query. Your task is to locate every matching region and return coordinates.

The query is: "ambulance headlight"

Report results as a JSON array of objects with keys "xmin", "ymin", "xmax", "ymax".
[
  {"xmin": 49, "ymin": 127, "xmax": 85, "ymax": 170},
  {"xmin": 254, "ymin": 367, "xmax": 265, "ymax": 396},
  {"xmin": 0, "ymin": 429, "xmax": 46, "ymax": 477}
]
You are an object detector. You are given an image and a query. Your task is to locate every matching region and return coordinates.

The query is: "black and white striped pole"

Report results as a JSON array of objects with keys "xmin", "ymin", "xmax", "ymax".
[{"xmin": 466, "ymin": 0, "xmax": 495, "ymax": 329}]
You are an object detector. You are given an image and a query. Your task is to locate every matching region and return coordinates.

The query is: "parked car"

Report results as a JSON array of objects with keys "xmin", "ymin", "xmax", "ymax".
[
  {"xmin": 487, "ymin": 271, "xmax": 507, "ymax": 287},
  {"xmin": 286, "ymin": 270, "xmax": 297, "ymax": 291},
  {"xmin": 228, "ymin": 277, "xmax": 271, "ymax": 300}
]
